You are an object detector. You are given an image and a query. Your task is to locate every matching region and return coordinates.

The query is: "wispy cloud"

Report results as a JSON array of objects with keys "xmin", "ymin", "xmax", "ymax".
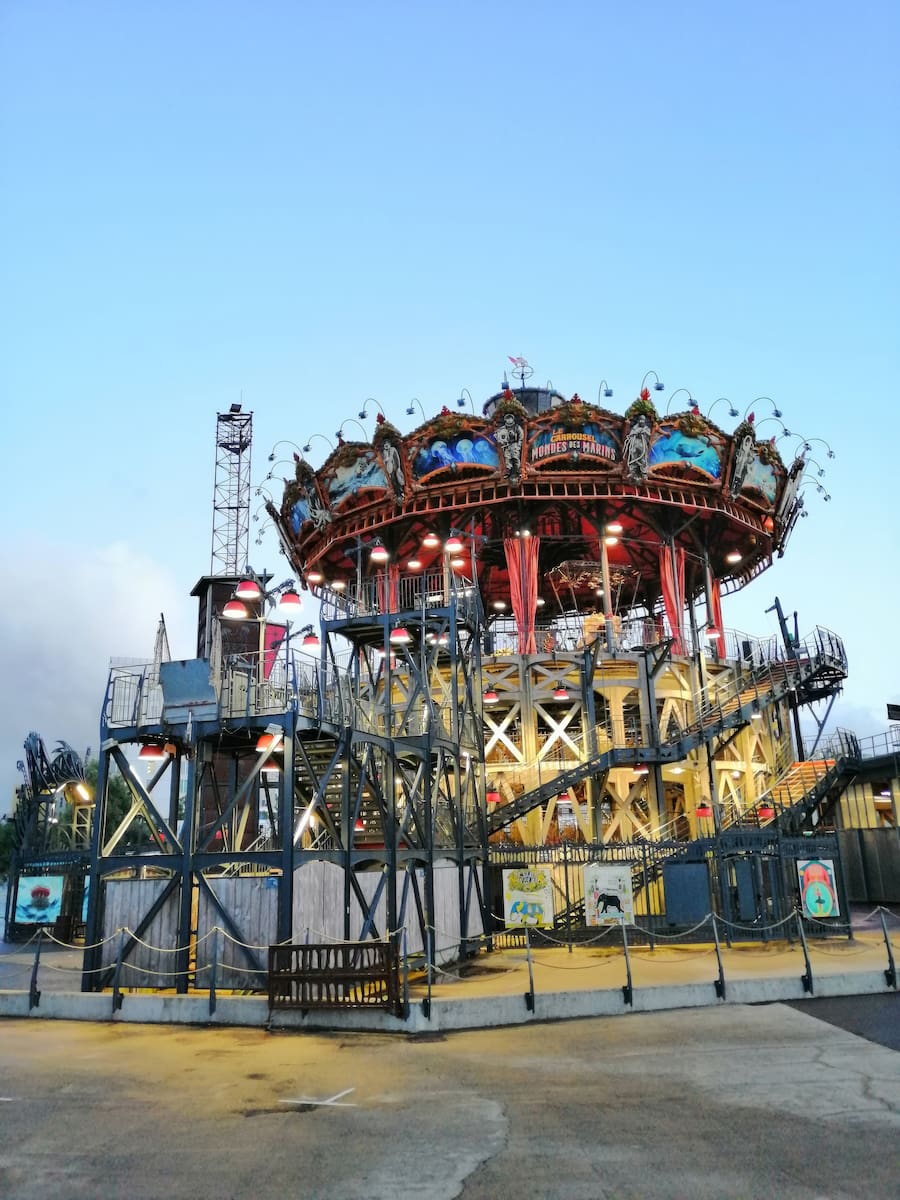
[{"xmin": 2, "ymin": 540, "xmax": 196, "ymax": 811}]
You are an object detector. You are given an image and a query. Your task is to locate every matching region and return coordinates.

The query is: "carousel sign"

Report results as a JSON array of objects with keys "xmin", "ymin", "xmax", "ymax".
[{"xmin": 530, "ymin": 423, "xmax": 617, "ymax": 465}]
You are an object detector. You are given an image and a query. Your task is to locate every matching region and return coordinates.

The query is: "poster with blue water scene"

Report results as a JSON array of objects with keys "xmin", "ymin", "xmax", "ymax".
[
  {"xmin": 15, "ymin": 874, "xmax": 64, "ymax": 924},
  {"xmin": 529, "ymin": 422, "xmax": 618, "ymax": 467},
  {"xmin": 324, "ymin": 450, "xmax": 387, "ymax": 507},
  {"xmin": 649, "ymin": 425, "xmax": 722, "ymax": 480},
  {"xmin": 503, "ymin": 867, "xmax": 555, "ymax": 928},
  {"xmin": 413, "ymin": 433, "xmax": 498, "ymax": 480}
]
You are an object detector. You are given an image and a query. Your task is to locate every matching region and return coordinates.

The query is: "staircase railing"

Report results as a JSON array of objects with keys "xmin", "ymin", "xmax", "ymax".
[{"xmin": 486, "ymin": 625, "xmax": 848, "ymax": 834}]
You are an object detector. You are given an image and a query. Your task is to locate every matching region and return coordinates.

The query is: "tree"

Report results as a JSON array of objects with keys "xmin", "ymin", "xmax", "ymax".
[
  {"xmin": 84, "ymin": 759, "xmax": 144, "ymax": 850},
  {"xmin": 0, "ymin": 818, "xmax": 15, "ymax": 879}
]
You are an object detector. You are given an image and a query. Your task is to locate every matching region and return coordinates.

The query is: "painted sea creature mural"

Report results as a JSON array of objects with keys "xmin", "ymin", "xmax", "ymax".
[
  {"xmin": 412, "ymin": 433, "xmax": 498, "ymax": 480},
  {"xmin": 649, "ymin": 425, "xmax": 722, "ymax": 480}
]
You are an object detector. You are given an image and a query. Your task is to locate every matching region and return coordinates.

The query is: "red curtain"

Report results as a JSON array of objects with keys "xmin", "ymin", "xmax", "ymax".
[
  {"xmin": 504, "ymin": 536, "xmax": 541, "ymax": 654},
  {"xmin": 375, "ymin": 565, "xmax": 400, "ymax": 613},
  {"xmin": 263, "ymin": 623, "xmax": 287, "ymax": 680},
  {"xmin": 709, "ymin": 576, "xmax": 725, "ymax": 660},
  {"xmin": 659, "ymin": 545, "xmax": 685, "ymax": 655}
]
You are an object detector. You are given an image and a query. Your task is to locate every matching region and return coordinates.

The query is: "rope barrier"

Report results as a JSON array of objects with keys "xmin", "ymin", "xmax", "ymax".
[
  {"xmin": 631, "ymin": 946, "xmax": 717, "ymax": 962},
  {"xmin": 529, "ymin": 955, "xmax": 621, "ymax": 971},
  {"xmin": 805, "ymin": 941, "xmax": 875, "ymax": 958},
  {"xmin": 715, "ymin": 911, "xmax": 797, "ymax": 933},
  {"xmin": 643, "ymin": 916, "xmax": 712, "ymax": 940}
]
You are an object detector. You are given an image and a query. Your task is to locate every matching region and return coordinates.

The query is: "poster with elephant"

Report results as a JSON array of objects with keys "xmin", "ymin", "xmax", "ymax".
[
  {"xmin": 502, "ymin": 867, "xmax": 555, "ymax": 928},
  {"xmin": 584, "ymin": 862, "xmax": 634, "ymax": 926}
]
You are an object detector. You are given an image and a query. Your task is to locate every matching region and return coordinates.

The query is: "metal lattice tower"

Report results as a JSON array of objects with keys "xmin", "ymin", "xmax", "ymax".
[{"xmin": 210, "ymin": 405, "xmax": 253, "ymax": 575}]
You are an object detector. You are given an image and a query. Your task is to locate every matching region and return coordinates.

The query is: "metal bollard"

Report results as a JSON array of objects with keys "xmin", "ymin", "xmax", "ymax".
[
  {"xmin": 208, "ymin": 929, "xmax": 219, "ymax": 1018},
  {"xmin": 524, "ymin": 926, "xmax": 535, "ymax": 1012},
  {"xmin": 29, "ymin": 930, "xmax": 43, "ymax": 1010}
]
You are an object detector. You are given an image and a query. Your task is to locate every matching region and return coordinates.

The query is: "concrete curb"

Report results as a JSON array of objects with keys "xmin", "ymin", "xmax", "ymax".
[{"xmin": 2, "ymin": 969, "xmax": 894, "ymax": 1033}]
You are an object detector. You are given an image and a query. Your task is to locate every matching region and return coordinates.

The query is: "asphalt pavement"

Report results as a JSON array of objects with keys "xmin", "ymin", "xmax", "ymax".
[{"xmin": 1, "ymin": 1001, "xmax": 898, "ymax": 1199}]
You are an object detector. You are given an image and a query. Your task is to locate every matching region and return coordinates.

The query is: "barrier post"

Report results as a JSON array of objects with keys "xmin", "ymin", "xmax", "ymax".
[
  {"xmin": 711, "ymin": 914, "xmax": 726, "ymax": 999},
  {"xmin": 111, "ymin": 929, "xmax": 127, "ymax": 1013},
  {"xmin": 621, "ymin": 922, "xmax": 634, "ymax": 1007},
  {"xmin": 28, "ymin": 929, "xmax": 43, "ymax": 1010},
  {"xmin": 879, "ymin": 908, "xmax": 897, "ymax": 989},
  {"xmin": 524, "ymin": 925, "xmax": 535, "ymax": 1011},
  {"xmin": 795, "ymin": 909, "xmax": 814, "ymax": 994},
  {"xmin": 421, "ymin": 928, "xmax": 432, "ymax": 1020},
  {"xmin": 562, "ymin": 842, "xmax": 573, "ymax": 954},
  {"xmin": 208, "ymin": 928, "xmax": 219, "ymax": 1018},
  {"xmin": 402, "ymin": 928, "xmax": 410, "ymax": 1020}
]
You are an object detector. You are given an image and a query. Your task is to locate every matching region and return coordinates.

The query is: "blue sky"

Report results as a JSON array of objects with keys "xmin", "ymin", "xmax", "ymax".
[{"xmin": 2, "ymin": 1, "xmax": 898, "ymax": 807}]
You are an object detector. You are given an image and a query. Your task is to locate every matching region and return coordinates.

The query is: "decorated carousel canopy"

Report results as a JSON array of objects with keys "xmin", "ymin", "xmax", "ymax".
[{"xmin": 268, "ymin": 382, "xmax": 817, "ymax": 632}]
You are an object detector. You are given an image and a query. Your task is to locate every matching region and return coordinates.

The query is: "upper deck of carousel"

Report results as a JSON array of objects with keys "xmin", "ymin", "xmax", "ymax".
[{"xmin": 266, "ymin": 374, "xmax": 832, "ymax": 625}]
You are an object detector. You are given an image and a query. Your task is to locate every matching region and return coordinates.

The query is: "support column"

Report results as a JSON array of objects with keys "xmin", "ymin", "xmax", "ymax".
[
  {"xmin": 175, "ymin": 750, "xmax": 197, "ymax": 995},
  {"xmin": 599, "ymin": 534, "xmax": 614, "ymax": 652}
]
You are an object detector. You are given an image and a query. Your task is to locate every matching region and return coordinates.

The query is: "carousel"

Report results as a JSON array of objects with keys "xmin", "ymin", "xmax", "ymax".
[
  {"xmin": 268, "ymin": 365, "xmax": 844, "ymax": 854},
  {"xmin": 26, "ymin": 365, "xmax": 848, "ymax": 986}
]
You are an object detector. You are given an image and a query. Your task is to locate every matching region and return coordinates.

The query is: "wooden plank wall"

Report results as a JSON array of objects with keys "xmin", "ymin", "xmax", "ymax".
[
  {"xmin": 97, "ymin": 862, "xmax": 487, "ymax": 990},
  {"xmin": 100, "ymin": 879, "xmax": 180, "ymax": 988},
  {"xmin": 197, "ymin": 878, "xmax": 277, "ymax": 990}
]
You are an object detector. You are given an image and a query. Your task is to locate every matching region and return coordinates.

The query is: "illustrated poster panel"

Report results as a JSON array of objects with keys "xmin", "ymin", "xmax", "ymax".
[
  {"xmin": 796, "ymin": 858, "xmax": 840, "ymax": 919},
  {"xmin": 648, "ymin": 424, "xmax": 722, "ymax": 480},
  {"xmin": 584, "ymin": 862, "xmax": 634, "ymax": 926},
  {"xmin": 324, "ymin": 450, "xmax": 387, "ymax": 507},
  {"xmin": 502, "ymin": 867, "xmax": 554, "ymax": 928},
  {"xmin": 15, "ymin": 874, "xmax": 64, "ymax": 924},
  {"xmin": 412, "ymin": 433, "xmax": 498, "ymax": 480}
]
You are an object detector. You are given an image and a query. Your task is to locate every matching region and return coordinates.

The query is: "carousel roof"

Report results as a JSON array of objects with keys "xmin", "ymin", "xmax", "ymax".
[{"xmin": 267, "ymin": 383, "xmax": 823, "ymax": 617}]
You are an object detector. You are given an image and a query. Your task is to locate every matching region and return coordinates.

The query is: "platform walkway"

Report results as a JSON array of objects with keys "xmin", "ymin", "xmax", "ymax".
[{"xmin": 1, "ymin": 906, "xmax": 897, "ymax": 1034}]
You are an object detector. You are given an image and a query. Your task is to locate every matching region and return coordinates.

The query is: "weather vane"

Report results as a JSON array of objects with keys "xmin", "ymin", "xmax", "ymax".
[{"xmin": 507, "ymin": 355, "xmax": 533, "ymax": 386}]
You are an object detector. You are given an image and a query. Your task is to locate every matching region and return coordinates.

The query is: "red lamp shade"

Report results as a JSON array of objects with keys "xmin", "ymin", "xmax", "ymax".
[
  {"xmin": 256, "ymin": 732, "xmax": 279, "ymax": 753},
  {"xmin": 483, "ymin": 687, "xmax": 499, "ymax": 705},
  {"xmin": 138, "ymin": 744, "xmax": 166, "ymax": 761},
  {"xmin": 552, "ymin": 683, "xmax": 569, "ymax": 701},
  {"xmin": 696, "ymin": 803, "xmax": 713, "ymax": 818},
  {"xmin": 369, "ymin": 542, "xmax": 389, "ymax": 564},
  {"xmin": 758, "ymin": 804, "xmax": 775, "ymax": 821},
  {"xmin": 422, "ymin": 532, "xmax": 441, "ymax": 549},
  {"xmin": 634, "ymin": 763, "xmax": 649, "ymax": 775},
  {"xmin": 302, "ymin": 631, "xmax": 320, "ymax": 648},
  {"xmin": 278, "ymin": 590, "xmax": 302, "ymax": 613},
  {"xmin": 445, "ymin": 534, "xmax": 464, "ymax": 554},
  {"xmin": 486, "ymin": 789, "xmax": 501, "ymax": 804},
  {"xmin": 354, "ymin": 818, "xmax": 365, "ymax": 833},
  {"xmin": 390, "ymin": 626, "xmax": 411, "ymax": 645},
  {"xmin": 235, "ymin": 579, "xmax": 262, "ymax": 601},
  {"xmin": 222, "ymin": 599, "xmax": 249, "ymax": 620}
]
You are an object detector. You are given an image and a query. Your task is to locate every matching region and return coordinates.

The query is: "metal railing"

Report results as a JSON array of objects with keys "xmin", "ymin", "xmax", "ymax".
[
  {"xmin": 857, "ymin": 729, "xmax": 900, "ymax": 760},
  {"xmin": 321, "ymin": 569, "xmax": 482, "ymax": 625},
  {"xmin": 104, "ymin": 647, "xmax": 349, "ymax": 732}
]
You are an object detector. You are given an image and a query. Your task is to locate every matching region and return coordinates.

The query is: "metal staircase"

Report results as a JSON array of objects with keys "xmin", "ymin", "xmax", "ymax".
[
  {"xmin": 725, "ymin": 728, "xmax": 861, "ymax": 835},
  {"xmin": 486, "ymin": 626, "xmax": 847, "ymax": 835}
]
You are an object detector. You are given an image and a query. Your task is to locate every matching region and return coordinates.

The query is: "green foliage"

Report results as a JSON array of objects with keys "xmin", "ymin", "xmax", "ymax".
[
  {"xmin": 0, "ymin": 819, "xmax": 15, "ymax": 878},
  {"xmin": 84, "ymin": 758, "xmax": 144, "ymax": 849}
]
